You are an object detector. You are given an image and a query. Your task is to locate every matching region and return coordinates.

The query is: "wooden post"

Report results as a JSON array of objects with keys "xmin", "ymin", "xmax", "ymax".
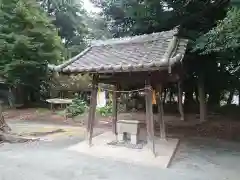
[
  {"xmin": 60, "ymin": 91, "xmax": 63, "ymax": 109},
  {"xmin": 177, "ymin": 82, "xmax": 184, "ymax": 121},
  {"xmin": 145, "ymin": 80, "xmax": 156, "ymax": 156},
  {"xmin": 198, "ymin": 74, "xmax": 206, "ymax": 122},
  {"xmin": 112, "ymin": 85, "xmax": 118, "ymax": 138},
  {"xmin": 86, "ymin": 74, "xmax": 98, "ymax": 146},
  {"xmin": 157, "ymin": 84, "xmax": 166, "ymax": 140},
  {"xmin": 238, "ymin": 88, "xmax": 240, "ymax": 106}
]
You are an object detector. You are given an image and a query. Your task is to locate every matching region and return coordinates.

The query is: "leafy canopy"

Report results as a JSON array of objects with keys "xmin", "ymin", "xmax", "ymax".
[
  {"xmin": 194, "ymin": 7, "xmax": 240, "ymax": 55},
  {"xmin": 38, "ymin": 0, "xmax": 89, "ymax": 57},
  {"xmin": 0, "ymin": 0, "xmax": 64, "ymax": 87}
]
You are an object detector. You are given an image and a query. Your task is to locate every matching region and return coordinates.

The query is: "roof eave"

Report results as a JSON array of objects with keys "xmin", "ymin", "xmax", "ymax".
[
  {"xmin": 48, "ymin": 47, "xmax": 92, "ymax": 72},
  {"xmin": 60, "ymin": 53, "xmax": 183, "ymax": 74}
]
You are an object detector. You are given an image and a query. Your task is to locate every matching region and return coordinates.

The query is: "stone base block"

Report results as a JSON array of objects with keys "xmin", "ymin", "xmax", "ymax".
[{"xmin": 117, "ymin": 120, "xmax": 140, "ymax": 144}]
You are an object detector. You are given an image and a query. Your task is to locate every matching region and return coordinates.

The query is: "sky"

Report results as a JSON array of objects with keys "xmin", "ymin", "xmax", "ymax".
[{"xmin": 82, "ymin": 0, "xmax": 101, "ymax": 13}]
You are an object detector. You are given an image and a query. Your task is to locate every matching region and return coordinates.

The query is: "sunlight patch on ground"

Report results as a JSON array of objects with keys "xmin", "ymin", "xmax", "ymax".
[{"xmin": 9, "ymin": 123, "xmax": 86, "ymax": 140}]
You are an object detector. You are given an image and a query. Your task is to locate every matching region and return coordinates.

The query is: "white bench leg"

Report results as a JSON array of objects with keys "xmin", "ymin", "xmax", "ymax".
[
  {"xmin": 131, "ymin": 134, "xmax": 137, "ymax": 144},
  {"xmin": 117, "ymin": 133, "xmax": 124, "ymax": 142}
]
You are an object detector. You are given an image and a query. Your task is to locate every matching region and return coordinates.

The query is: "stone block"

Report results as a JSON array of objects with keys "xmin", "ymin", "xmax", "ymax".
[{"xmin": 117, "ymin": 120, "xmax": 140, "ymax": 144}]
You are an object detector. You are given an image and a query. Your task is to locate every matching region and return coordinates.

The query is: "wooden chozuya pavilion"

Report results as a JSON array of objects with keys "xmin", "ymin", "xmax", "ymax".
[{"xmin": 49, "ymin": 28, "xmax": 190, "ymax": 154}]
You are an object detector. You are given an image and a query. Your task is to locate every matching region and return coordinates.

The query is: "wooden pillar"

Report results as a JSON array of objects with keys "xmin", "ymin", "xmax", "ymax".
[
  {"xmin": 112, "ymin": 85, "xmax": 118, "ymax": 137},
  {"xmin": 177, "ymin": 82, "xmax": 184, "ymax": 121},
  {"xmin": 238, "ymin": 88, "xmax": 240, "ymax": 106},
  {"xmin": 145, "ymin": 80, "xmax": 156, "ymax": 156},
  {"xmin": 198, "ymin": 74, "xmax": 206, "ymax": 122},
  {"xmin": 86, "ymin": 74, "xmax": 98, "ymax": 146},
  {"xmin": 157, "ymin": 84, "xmax": 166, "ymax": 140}
]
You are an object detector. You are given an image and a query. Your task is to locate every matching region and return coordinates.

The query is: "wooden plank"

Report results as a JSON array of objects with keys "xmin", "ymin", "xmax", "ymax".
[
  {"xmin": 145, "ymin": 81, "xmax": 156, "ymax": 156},
  {"xmin": 177, "ymin": 82, "xmax": 184, "ymax": 121},
  {"xmin": 112, "ymin": 85, "xmax": 118, "ymax": 137},
  {"xmin": 87, "ymin": 74, "xmax": 98, "ymax": 146},
  {"xmin": 157, "ymin": 84, "xmax": 166, "ymax": 140}
]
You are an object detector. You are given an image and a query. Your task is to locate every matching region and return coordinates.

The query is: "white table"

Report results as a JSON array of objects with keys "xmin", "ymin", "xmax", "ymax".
[{"xmin": 46, "ymin": 98, "xmax": 73, "ymax": 111}]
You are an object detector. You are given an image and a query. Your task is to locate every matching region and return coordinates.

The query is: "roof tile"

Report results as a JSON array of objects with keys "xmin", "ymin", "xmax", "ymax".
[{"xmin": 52, "ymin": 29, "xmax": 188, "ymax": 73}]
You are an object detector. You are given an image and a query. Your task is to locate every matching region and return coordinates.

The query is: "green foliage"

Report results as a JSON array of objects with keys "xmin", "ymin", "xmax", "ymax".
[
  {"xmin": 0, "ymin": 0, "xmax": 64, "ymax": 91},
  {"xmin": 51, "ymin": 73, "xmax": 91, "ymax": 91},
  {"xmin": 231, "ymin": 0, "xmax": 240, "ymax": 6},
  {"xmin": 193, "ymin": 7, "xmax": 240, "ymax": 93},
  {"xmin": 39, "ymin": 0, "xmax": 112, "ymax": 57},
  {"xmin": 66, "ymin": 96, "xmax": 88, "ymax": 117},
  {"xmin": 194, "ymin": 7, "xmax": 240, "ymax": 55},
  {"xmin": 92, "ymin": 0, "xmax": 228, "ymax": 38},
  {"xmin": 92, "ymin": 0, "xmax": 169, "ymax": 37},
  {"xmin": 97, "ymin": 101, "xmax": 113, "ymax": 117},
  {"xmin": 39, "ymin": 0, "xmax": 89, "ymax": 57},
  {"xmin": 84, "ymin": 13, "xmax": 112, "ymax": 40}
]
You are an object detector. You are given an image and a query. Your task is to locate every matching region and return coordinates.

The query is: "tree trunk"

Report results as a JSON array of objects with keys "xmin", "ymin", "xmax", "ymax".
[
  {"xmin": 0, "ymin": 103, "xmax": 38, "ymax": 143},
  {"xmin": 47, "ymin": 0, "xmax": 51, "ymax": 13},
  {"xmin": 0, "ymin": 115, "xmax": 11, "ymax": 133},
  {"xmin": 227, "ymin": 90, "xmax": 234, "ymax": 105},
  {"xmin": 194, "ymin": 87, "xmax": 199, "ymax": 104},
  {"xmin": 177, "ymin": 82, "xmax": 184, "ymax": 121},
  {"xmin": 163, "ymin": 88, "xmax": 167, "ymax": 105},
  {"xmin": 0, "ymin": 103, "xmax": 10, "ymax": 133},
  {"xmin": 238, "ymin": 88, "xmax": 240, "ymax": 106},
  {"xmin": 169, "ymin": 89, "xmax": 173, "ymax": 104},
  {"xmin": 184, "ymin": 88, "xmax": 194, "ymax": 107},
  {"xmin": 198, "ymin": 74, "xmax": 206, "ymax": 122},
  {"xmin": 208, "ymin": 90, "xmax": 221, "ymax": 107}
]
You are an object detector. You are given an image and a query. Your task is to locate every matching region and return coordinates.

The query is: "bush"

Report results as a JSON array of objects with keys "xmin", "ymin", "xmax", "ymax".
[
  {"xmin": 66, "ymin": 97, "xmax": 88, "ymax": 117},
  {"xmin": 97, "ymin": 103, "xmax": 113, "ymax": 117}
]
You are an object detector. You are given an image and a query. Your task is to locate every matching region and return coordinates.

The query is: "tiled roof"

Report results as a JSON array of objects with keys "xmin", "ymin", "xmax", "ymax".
[{"xmin": 49, "ymin": 29, "xmax": 188, "ymax": 73}]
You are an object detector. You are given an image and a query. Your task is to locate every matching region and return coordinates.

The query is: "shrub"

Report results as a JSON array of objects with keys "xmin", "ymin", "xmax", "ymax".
[
  {"xmin": 66, "ymin": 97, "xmax": 87, "ymax": 117},
  {"xmin": 97, "ymin": 103, "xmax": 113, "ymax": 117}
]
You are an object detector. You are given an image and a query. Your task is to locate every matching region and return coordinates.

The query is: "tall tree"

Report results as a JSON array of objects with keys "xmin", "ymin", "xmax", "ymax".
[
  {"xmin": 0, "ymin": 0, "xmax": 64, "ymax": 103},
  {"xmin": 91, "ymin": 0, "xmax": 228, "ymax": 37},
  {"xmin": 84, "ymin": 12, "xmax": 112, "ymax": 40},
  {"xmin": 194, "ymin": 7, "xmax": 240, "ymax": 105},
  {"xmin": 39, "ymin": 0, "xmax": 89, "ymax": 57}
]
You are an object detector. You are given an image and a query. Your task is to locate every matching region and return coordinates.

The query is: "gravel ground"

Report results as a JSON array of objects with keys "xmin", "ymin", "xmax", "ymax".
[
  {"xmin": 0, "ymin": 118, "xmax": 240, "ymax": 180},
  {"xmin": 0, "ymin": 132, "xmax": 240, "ymax": 180}
]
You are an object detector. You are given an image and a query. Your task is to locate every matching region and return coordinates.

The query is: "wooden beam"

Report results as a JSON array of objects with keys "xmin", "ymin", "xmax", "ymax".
[
  {"xmin": 112, "ymin": 85, "xmax": 118, "ymax": 138},
  {"xmin": 177, "ymin": 82, "xmax": 184, "ymax": 121},
  {"xmin": 157, "ymin": 84, "xmax": 166, "ymax": 140},
  {"xmin": 99, "ymin": 72, "xmax": 180, "ymax": 84},
  {"xmin": 198, "ymin": 74, "xmax": 206, "ymax": 122},
  {"xmin": 145, "ymin": 80, "xmax": 156, "ymax": 156},
  {"xmin": 87, "ymin": 74, "xmax": 98, "ymax": 146}
]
